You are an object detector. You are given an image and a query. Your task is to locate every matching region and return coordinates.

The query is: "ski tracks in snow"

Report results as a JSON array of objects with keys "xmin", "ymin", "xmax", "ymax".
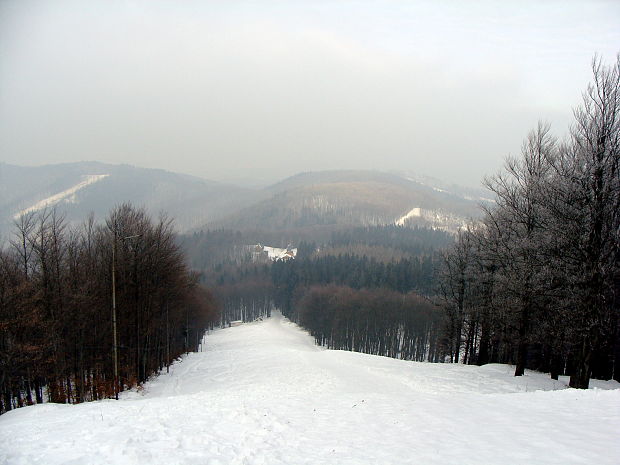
[{"xmin": 1, "ymin": 311, "xmax": 619, "ymax": 465}]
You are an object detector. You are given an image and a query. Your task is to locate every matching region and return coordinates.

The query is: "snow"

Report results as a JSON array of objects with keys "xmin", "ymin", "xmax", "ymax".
[
  {"xmin": 261, "ymin": 245, "xmax": 297, "ymax": 261},
  {"xmin": 395, "ymin": 207, "xmax": 469, "ymax": 232},
  {"xmin": 13, "ymin": 174, "xmax": 109, "ymax": 219},
  {"xmin": 1, "ymin": 312, "xmax": 618, "ymax": 465},
  {"xmin": 395, "ymin": 207, "xmax": 422, "ymax": 226}
]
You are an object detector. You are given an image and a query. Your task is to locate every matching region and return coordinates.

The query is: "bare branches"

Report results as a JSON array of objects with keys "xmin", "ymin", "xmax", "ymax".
[
  {"xmin": 439, "ymin": 55, "xmax": 620, "ymax": 386},
  {"xmin": 0, "ymin": 204, "xmax": 218, "ymax": 413}
]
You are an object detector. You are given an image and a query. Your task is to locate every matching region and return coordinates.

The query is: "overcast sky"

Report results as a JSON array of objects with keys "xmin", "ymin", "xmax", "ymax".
[{"xmin": 0, "ymin": 0, "xmax": 618, "ymax": 187}]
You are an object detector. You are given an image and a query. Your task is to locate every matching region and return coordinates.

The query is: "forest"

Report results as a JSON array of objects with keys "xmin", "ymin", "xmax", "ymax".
[
  {"xmin": 196, "ymin": 58, "xmax": 619, "ymax": 391},
  {"xmin": 195, "ymin": 225, "xmax": 449, "ymax": 362},
  {"xmin": 295, "ymin": 285, "xmax": 442, "ymax": 361},
  {"xmin": 1, "ymin": 58, "xmax": 617, "ymax": 417},
  {"xmin": 0, "ymin": 204, "xmax": 218, "ymax": 413},
  {"xmin": 439, "ymin": 57, "xmax": 620, "ymax": 388}
]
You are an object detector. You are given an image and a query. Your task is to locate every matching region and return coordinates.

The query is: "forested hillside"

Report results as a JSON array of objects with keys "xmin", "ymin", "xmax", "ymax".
[
  {"xmin": 0, "ymin": 164, "xmax": 485, "ymax": 242},
  {"xmin": 0, "ymin": 204, "xmax": 218, "ymax": 413},
  {"xmin": 207, "ymin": 170, "xmax": 482, "ymax": 232},
  {"xmin": 188, "ymin": 224, "xmax": 451, "ymax": 360}
]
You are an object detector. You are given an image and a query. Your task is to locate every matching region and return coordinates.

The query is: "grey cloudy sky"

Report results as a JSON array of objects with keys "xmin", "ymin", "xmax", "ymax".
[{"xmin": 0, "ymin": 0, "xmax": 618, "ymax": 187}]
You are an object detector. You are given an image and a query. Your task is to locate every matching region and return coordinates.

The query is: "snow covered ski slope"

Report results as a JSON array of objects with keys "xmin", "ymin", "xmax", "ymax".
[
  {"xmin": 13, "ymin": 174, "xmax": 109, "ymax": 219},
  {"xmin": 1, "ymin": 312, "xmax": 619, "ymax": 465}
]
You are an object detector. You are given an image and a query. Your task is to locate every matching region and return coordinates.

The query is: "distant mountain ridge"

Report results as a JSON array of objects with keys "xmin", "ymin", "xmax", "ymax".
[
  {"xmin": 210, "ymin": 170, "xmax": 485, "ymax": 232},
  {"xmin": 0, "ymin": 162, "xmax": 258, "ymax": 238},
  {"xmin": 0, "ymin": 163, "xmax": 487, "ymax": 240}
]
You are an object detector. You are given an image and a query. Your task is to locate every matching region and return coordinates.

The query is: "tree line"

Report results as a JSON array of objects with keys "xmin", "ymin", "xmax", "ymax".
[
  {"xmin": 189, "ymin": 224, "xmax": 449, "ymax": 329},
  {"xmin": 187, "ymin": 223, "xmax": 447, "ymax": 360},
  {"xmin": 296, "ymin": 285, "xmax": 442, "ymax": 361},
  {"xmin": 329, "ymin": 224, "xmax": 453, "ymax": 255},
  {"xmin": 202, "ymin": 263, "xmax": 274, "ymax": 326},
  {"xmin": 180, "ymin": 224, "xmax": 453, "ymax": 270},
  {"xmin": 269, "ymin": 235, "xmax": 445, "ymax": 360},
  {"xmin": 439, "ymin": 56, "xmax": 620, "ymax": 388},
  {"xmin": 0, "ymin": 203, "xmax": 218, "ymax": 413},
  {"xmin": 271, "ymin": 252, "xmax": 440, "ymax": 314}
]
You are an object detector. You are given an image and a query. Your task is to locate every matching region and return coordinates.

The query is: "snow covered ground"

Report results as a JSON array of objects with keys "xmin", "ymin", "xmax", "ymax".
[{"xmin": 1, "ymin": 312, "xmax": 618, "ymax": 465}]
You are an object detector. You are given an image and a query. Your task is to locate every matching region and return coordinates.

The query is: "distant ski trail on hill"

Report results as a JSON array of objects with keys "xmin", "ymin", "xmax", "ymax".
[
  {"xmin": 395, "ymin": 206, "xmax": 421, "ymax": 226},
  {"xmin": 14, "ymin": 174, "xmax": 109, "ymax": 218}
]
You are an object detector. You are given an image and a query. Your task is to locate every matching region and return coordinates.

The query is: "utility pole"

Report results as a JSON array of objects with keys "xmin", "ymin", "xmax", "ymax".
[
  {"xmin": 166, "ymin": 301, "xmax": 170, "ymax": 373},
  {"xmin": 112, "ymin": 234, "xmax": 118, "ymax": 400},
  {"xmin": 111, "ymin": 232, "xmax": 141, "ymax": 400}
]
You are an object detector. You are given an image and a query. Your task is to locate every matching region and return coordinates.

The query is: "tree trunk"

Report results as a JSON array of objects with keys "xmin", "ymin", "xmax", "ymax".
[
  {"xmin": 477, "ymin": 323, "xmax": 490, "ymax": 366},
  {"xmin": 34, "ymin": 378, "xmax": 43, "ymax": 404},
  {"xmin": 569, "ymin": 335, "xmax": 593, "ymax": 389},
  {"xmin": 549, "ymin": 348, "xmax": 562, "ymax": 380},
  {"xmin": 514, "ymin": 303, "xmax": 530, "ymax": 377},
  {"xmin": 515, "ymin": 339, "xmax": 528, "ymax": 376}
]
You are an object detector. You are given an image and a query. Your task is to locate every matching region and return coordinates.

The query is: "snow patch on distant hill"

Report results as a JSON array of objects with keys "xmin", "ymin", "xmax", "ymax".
[
  {"xmin": 251, "ymin": 244, "xmax": 297, "ymax": 262},
  {"xmin": 14, "ymin": 174, "xmax": 109, "ymax": 219},
  {"xmin": 263, "ymin": 246, "xmax": 297, "ymax": 261},
  {"xmin": 395, "ymin": 207, "xmax": 467, "ymax": 232},
  {"xmin": 395, "ymin": 207, "xmax": 422, "ymax": 226}
]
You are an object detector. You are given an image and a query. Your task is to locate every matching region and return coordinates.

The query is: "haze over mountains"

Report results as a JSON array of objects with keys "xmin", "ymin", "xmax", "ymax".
[
  {"xmin": 0, "ymin": 161, "xmax": 489, "ymax": 240},
  {"xmin": 0, "ymin": 162, "xmax": 256, "ymax": 238}
]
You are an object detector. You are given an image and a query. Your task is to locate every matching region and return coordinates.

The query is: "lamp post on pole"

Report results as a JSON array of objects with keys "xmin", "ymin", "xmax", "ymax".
[{"xmin": 111, "ymin": 233, "xmax": 141, "ymax": 400}]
